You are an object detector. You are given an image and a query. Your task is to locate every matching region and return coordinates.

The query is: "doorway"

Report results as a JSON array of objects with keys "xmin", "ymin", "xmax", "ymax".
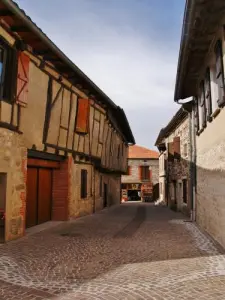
[
  {"xmin": 26, "ymin": 167, "xmax": 52, "ymax": 228},
  {"xmin": 128, "ymin": 190, "xmax": 141, "ymax": 201},
  {"xmin": 103, "ymin": 183, "xmax": 107, "ymax": 208}
]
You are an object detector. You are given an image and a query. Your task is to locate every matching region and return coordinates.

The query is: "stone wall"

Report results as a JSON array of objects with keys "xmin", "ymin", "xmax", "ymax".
[
  {"xmin": 0, "ymin": 128, "xmax": 27, "ymax": 241},
  {"xmin": 122, "ymin": 159, "xmax": 159, "ymax": 185},
  {"xmin": 165, "ymin": 116, "xmax": 191, "ymax": 214}
]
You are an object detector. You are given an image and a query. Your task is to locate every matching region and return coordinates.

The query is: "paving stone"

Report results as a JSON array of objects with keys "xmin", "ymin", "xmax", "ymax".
[{"xmin": 0, "ymin": 203, "xmax": 224, "ymax": 299}]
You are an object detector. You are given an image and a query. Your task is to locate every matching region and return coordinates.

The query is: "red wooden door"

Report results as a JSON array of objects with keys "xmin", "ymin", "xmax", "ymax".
[
  {"xmin": 26, "ymin": 168, "xmax": 38, "ymax": 228},
  {"xmin": 38, "ymin": 169, "xmax": 52, "ymax": 224}
]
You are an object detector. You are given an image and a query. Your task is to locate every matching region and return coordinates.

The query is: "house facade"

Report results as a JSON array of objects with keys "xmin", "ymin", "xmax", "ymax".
[
  {"xmin": 121, "ymin": 145, "xmax": 159, "ymax": 202},
  {"xmin": 155, "ymin": 108, "xmax": 191, "ymax": 215},
  {"xmin": 0, "ymin": 0, "xmax": 135, "ymax": 242},
  {"xmin": 174, "ymin": 1, "xmax": 225, "ymax": 247}
]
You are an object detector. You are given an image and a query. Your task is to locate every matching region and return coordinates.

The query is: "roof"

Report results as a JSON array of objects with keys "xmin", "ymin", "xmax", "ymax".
[
  {"xmin": 155, "ymin": 107, "xmax": 188, "ymax": 146},
  {"xmin": 128, "ymin": 145, "xmax": 159, "ymax": 159},
  {"xmin": 174, "ymin": 0, "xmax": 225, "ymax": 101},
  {"xmin": 0, "ymin": 0, "xmax": 135, "ymax": 144}
]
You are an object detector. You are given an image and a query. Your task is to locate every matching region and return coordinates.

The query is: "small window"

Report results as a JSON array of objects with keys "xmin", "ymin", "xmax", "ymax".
[
  {"xmin": 200, "ymin": 81, "xmax": 207, "ymax": 128},
  {"xmin": 100, "ymin": 175, "xmax": 102, "ymax": 197},
  {"xmin": 183, "ymin": 143, "xmax": 188, "ymax": 157},
  {"xmin": 205, "ymin": 68, "xmax": 212, "ymax": 117},
  {"xmin": 81, "ymin": 169, "xmax": 87, "ymax": 199},
  {"xmin": 182, "ymin": 179, "xmax": 187, "ymax": 203},
  {"xmin": 117, "ymin": 145, "xmax": 120, "ymax": 159},
  {"xmin": 0, "ymin": 38, "xmax": 17, "ymax": 103}
]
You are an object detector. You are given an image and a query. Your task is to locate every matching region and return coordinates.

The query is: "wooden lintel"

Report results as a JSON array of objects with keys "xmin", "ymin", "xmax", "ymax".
[{"xmin": 27, "ymin": 158, "xmax": 60, "ymax": 169}]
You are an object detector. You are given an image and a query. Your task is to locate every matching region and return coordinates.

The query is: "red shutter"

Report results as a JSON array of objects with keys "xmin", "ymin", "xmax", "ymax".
[
  {"xmin": 173, "ymin": 137, "xmax": 180, "ymax": 159},
  {"xmin": 16, "ymin": 51, "xmax": 30, "ymax": 106},
  {"xmin": 127, "ymin": 166, "xmax": 131, "ymax": 175},
  {"xmin": 139, "ymin": 166, "xmax": 142, "ymax": 180},
  {"xmin": 76, "ymin": 98, "xmax": 90, "ymax": 134}
]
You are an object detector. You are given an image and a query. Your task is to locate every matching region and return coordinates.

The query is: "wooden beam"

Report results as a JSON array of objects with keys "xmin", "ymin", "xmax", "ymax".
[
  {"xmin": 0, "ymin": 9, "xmax": 14, "ymax": 16},
  {"xmin": 27, "ymin": 158, "xmax": 60, "ymax": 169},
  {"xmin": 11, "ymin": 25, "xmax": 29, "ymax": 32}
]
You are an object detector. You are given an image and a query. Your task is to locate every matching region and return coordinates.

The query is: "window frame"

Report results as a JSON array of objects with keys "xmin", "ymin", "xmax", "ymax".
[
  {"xmin": 0, "ymin": 37, "xmax": 17, "ymax": 104},
  {"xmin": 215, "ymin": 40, "xmax": 225, "ymax": 107},
  {"xmin": 140, "ymin": 165, "xmax": 150, "ymax": 181}
]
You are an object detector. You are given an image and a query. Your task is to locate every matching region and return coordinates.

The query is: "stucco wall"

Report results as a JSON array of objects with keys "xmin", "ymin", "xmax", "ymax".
[
  {"xmin": 196, "ymin": 107, "xmax": 225, "ymax": 248},
  {"xmin": 0, "ymin": 128, "xmax": 27, "ymax": 241}
]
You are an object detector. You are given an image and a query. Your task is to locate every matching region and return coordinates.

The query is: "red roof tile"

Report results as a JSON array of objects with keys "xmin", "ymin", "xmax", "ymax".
[{"xmin": 128, "ymin": 145, "xmax": 159, "ymax": 159}]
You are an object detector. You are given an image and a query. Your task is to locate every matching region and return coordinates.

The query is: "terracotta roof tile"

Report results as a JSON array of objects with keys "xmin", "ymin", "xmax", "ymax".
[{"xmin": 128, "ymin": 145, "xmax": 159, "ymax": 159}]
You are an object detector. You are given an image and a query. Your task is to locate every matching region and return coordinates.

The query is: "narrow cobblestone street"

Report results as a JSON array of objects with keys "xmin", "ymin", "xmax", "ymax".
[{"xmin": 1, "ymin": 202, "xmax": 225, "ymax": 300}]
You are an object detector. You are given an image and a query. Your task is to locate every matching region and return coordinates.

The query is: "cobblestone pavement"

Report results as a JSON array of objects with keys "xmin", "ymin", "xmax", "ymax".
[{"xmin": 0, "ymin": 202, "xmax": 225, "ymax": 299}]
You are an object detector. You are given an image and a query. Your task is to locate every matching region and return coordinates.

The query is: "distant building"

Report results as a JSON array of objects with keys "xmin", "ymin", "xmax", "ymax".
[
  {"xmin": 121, "ymin": 145, "xmax": 159, "ymax": 202},
  {"xmin": 155, "ymin": 108, "xmax": 191, "ymax": 215}
]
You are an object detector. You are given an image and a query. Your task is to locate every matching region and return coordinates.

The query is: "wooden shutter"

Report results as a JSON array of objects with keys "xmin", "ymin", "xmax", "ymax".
[
  {"xmin": 195, "ymin": 100, "xmax": 199, "ymax": 132},
  {"xmin": 200, "ymin": 81, "xmax": 207, "ymax": 128},
  {"xmin": 173, "ymin": 136, "xmax": 180, "ymax": 159},
  {"xmin": 127, "ymin": 166, "xmax": 131, "ymax": 175},
  {"xmin": 16, "ymin": 51, "xmax": 30, "ymax": 106},
  {"xmin": 205, "ymin": 68, "xmax": 212, "ymax": 117},
  {"xmin": 76, "ymin": 98, "xmax": 90, "ymax": 134},
  {"xmin": 168, "ymin": 142, "xmax": 174, "ymax": 161},
  {"xmin": 215, "ymin": 40, "xmax": 225, "ymax": 107},
  {"xmin": 139, "ymin": 166, "xmax": 142, "ymax": 180}
]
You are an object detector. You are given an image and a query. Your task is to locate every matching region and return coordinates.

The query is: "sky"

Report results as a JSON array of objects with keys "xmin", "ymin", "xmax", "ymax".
[{"xmin": 15, "ymin": 0, "xmax": 185, "ymax": 149}]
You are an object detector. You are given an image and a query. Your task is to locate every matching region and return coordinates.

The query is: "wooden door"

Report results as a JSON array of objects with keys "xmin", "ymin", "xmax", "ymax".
[
  {"xmin": 26, "ymin": 168, "xmax": 38, "ymax": 228},
  {"xmin": 38, "ymin": 168, "xmax": 52, "ymax": 224}
]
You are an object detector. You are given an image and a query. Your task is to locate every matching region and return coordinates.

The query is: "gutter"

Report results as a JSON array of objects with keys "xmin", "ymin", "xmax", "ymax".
[{"xmin": 2, "ymin": 0, "xmax": 117, "ymax": 110}]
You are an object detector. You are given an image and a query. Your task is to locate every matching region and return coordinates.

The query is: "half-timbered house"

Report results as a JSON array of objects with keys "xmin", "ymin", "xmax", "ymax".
[{"xmin": 0, "ymin": 0, "xmax": 135, "ymax": 242}]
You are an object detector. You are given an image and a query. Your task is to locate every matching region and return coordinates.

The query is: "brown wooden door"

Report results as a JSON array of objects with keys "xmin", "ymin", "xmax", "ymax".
[
  {"xmin": 26, "ymin": 167, "xmax": 52, "ymax": 228},
  {"xmin": 38, "ymin": 169, "xmax": 52, "ymax": 224},
  {"xmin": 26, "ymin": 168, "xmax": 38, "ymax": 228}
]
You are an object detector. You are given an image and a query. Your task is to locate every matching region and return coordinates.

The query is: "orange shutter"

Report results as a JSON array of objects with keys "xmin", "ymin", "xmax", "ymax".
[
  {"xmin": 139, "ymin": 166, "xmax": 142, "ymax": 180},
  {"xmin": 75, "ymin": 98, "xmax": 90, "ymax": 134},
  {"xmin": 173, "ymin": 137, "xmax": 180, "ymax": 159},
  {"xmin": 16, "ymin": 51, "xmax": 30, "ymax": 106}
]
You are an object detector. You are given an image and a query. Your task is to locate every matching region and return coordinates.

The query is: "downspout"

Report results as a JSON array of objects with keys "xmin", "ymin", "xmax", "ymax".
[{"xmin": 191, "ymin": 105, "xmax": 197, "ymax": 221}]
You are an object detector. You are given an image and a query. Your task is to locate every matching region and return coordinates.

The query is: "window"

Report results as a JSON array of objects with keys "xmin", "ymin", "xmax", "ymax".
[
  {"xmin": 81, "ymin": 169, "xmax": 87, "ymax": 198},
  {"xmin": 100, "ymin": 175, "xmax": 102, "ymax": 197},
  {"xmin": 200, "ymin": 80, "xmax": 207, "ymax": 129},
  {"xmin": 117, "ymin": 145, "xmax": 120, "ymax": 159},
  {"xmin": 173, "ymin": 136, "xmax": 180, "ymax": 160},
  {"xmin": 127, "ymin": 166, "xmax": 131, "ymax": 175},
  {"xmin": 182, "ymin": 179, "xmax": 187, "ymax": 204},
  {"xmin": 140, "ymin": 166, "xmax": 150, "ymax": 181},
  {"xmin": 183, "ymin": 143, "xmax": 188, "ymax": 157},
  {"xmin": 160, "ymin": 182, "xmax": 162, "ymax": 194},
  {"xmin": 215, "ymin": 40, "xmax": 225, "ymax": 107},
  {"xmin": 205, "ymin": 68, "xmax": 212, "ymax": 118},
  {"xmin": 0, "ymin": 38, "xmax": 17, "ymax": 103},
  {"xmin": 76, "ymin": 98, "xmax": 90, "ymax": 134},
  {"xmin": 168, "ymin": 142, "xmax": 174, "ymax": 161}
]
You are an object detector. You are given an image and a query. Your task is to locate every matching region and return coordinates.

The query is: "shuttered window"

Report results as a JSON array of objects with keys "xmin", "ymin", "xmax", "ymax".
[
  {"xmin": 140, "ymin": 166, "xmax": 150, "ymax": 181},
  {"xmin": 16, "ymin": 51, "xmax": 30, "ymax": 106},
  {"xmin": 200, "ymin": 81, "xmax": 207, "ymax": 128},
  {"xmin": 195, "ymin": 98, "xmax": 200, "ymax": 132},
  {"xmin": 173, "ymin": 136, "xmax": 180, "ymax": 159},
  {"xmin": 168, "ymin": 142, "xmax": 174, "ymax": 161},
  {"xmin": 81, "ymin": 169, "xmax": 87, "ymax": 199},
  {"xmin": 127, "ymin": 166, "xmax": 131, "ymax": 175},
  {"xmin": 76, "ymin": 98, "xmax": 90, "ymax": 134},
  {"xmin": 0, "ymin": 38, "xmax": 17, "ymax": 103},
  {"xmin": 205, "ymin": 68, "xmax": 212, "ymax": 118},
  {"xmin": 182, "ymin": 179, "xmax": 187, "ymax": 203},
  {"xmin": 215, "ymin": 40, "xmax": 225, "ymax": 107}
]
